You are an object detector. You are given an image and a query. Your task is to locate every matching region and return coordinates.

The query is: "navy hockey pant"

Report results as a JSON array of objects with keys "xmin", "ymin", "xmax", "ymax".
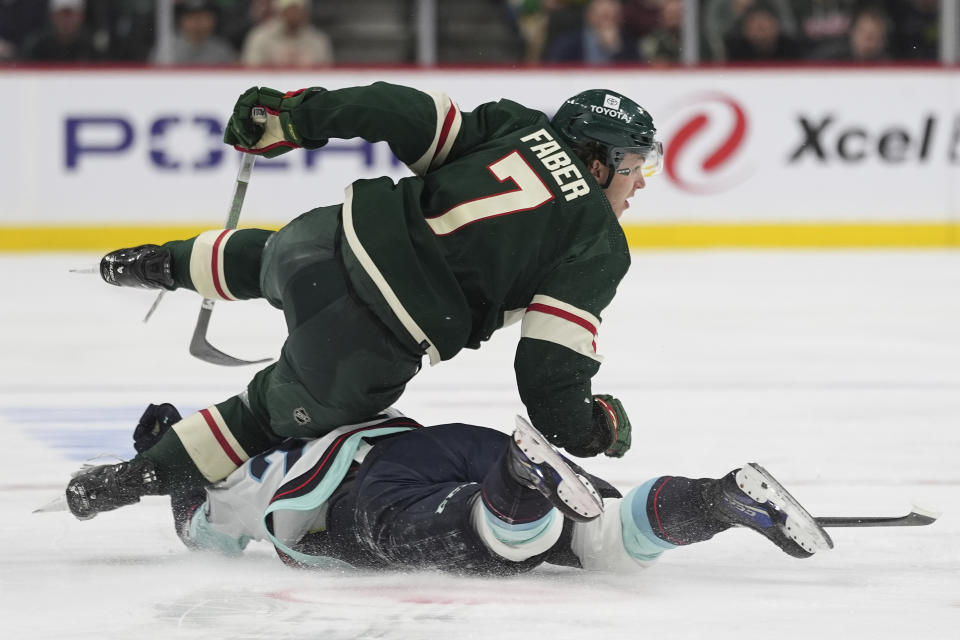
[{"xmin": 322, "ymin": 424, "xmax": 568, "ymax": 575}]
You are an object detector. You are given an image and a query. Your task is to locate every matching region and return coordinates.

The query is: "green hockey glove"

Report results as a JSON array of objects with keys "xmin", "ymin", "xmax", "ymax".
[
  {"xmin": 223, "ymin": 86, "xmax": 323, "ymax": 158},
  {"xmin": 593, "ymin": 394, "xmax": 631, "ymax": 458}
]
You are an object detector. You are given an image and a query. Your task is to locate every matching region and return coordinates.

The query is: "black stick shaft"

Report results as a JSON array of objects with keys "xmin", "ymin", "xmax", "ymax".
[{"xmin": 816, "ymin": 511, "xmax": 937, "ymax": 528}]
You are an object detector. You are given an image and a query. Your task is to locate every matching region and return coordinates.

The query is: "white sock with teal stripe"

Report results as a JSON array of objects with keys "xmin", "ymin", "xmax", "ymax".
[
  {"xmin": 620, "ymin": 479, "xmax": 678, "ymax": 562},
  {"xmin": 471, "ymin": 498, "xmax": 564, "ymax": 561}
]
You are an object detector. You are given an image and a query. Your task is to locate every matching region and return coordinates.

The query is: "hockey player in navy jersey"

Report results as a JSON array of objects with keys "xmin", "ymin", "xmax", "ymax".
[
  {"xmin": 116, "ymin": 403, "xmax": 832, "ymax": 574},
  {"xmin": 68, "ymin": 83, "xmax": 664, "ymax": 520}
]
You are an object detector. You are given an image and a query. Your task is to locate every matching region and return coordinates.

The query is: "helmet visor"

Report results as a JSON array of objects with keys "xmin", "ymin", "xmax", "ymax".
[
  {"xmin": 611, "ymin": 140, "xmax": 664, "ymax": 179},
  {"xmin": 642, "ymin": 140, "xmax": 664, "ymax": 178}
]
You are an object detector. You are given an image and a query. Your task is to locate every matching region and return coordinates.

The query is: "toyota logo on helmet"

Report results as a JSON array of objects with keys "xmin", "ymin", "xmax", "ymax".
[{"xmin": 552, "ymin": 88, "xmax": 664, "ymax": 187}]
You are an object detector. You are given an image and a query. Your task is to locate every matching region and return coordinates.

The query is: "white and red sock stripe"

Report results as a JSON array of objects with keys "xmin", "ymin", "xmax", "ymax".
[
  {"xmin": 173, "ymin": 406, "xmax": 249, "ymax": 482},
  {"xmin": 189, "ymin": 229, "xmax": 238, "ymax": 301},
  {"xmin": 521, "ymin": 294, "xmax": 603, "ymax": 362},
  {"xmin": 409, "ymin": 91, "xmax": 462, "ymax": 176}
]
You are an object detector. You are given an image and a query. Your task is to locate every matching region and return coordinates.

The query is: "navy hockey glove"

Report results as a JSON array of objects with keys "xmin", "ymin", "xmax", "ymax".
[
  {"xmin": 223, "ymin": 86, "xmax": 325, "ymax": 158},
  {"xmin": 593, "ymin": 394, "xmax": 631, "ymax": 458},
  {"xmin": 133, "ymin": 403, "xmax": 182, "ymax": 454}
]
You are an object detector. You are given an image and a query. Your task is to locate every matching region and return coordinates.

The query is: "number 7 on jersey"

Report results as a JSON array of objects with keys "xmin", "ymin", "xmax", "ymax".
[{"xmin": 425, "ymin": 151, "xmax": 554, "ymax": 236}]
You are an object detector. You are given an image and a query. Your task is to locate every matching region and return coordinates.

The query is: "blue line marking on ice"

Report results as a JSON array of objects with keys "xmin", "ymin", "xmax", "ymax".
[{"xmin": 0, "ymin": 406, "xmax": 198, "ymax": 461}]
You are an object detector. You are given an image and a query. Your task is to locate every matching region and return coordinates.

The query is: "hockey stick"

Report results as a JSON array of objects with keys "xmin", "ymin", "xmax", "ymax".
[
  {"xmin": 143, "ymin": 107, "xmax": 270, "ymax": 331},
  {"xmin": 189, "ymin": 152, "xmax": 272, "ymax": 366},
  {"xmin": 816, "ymin": 507, "xmax": 939, "ymax": 528},
  {"xmin": 185, "ymin": 107, "xmax": 273, "ymax": 366}
]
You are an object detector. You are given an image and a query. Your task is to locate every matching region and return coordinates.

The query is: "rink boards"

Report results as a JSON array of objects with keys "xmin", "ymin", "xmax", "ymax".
[{"xmin": 1, "ymin": 67, "xmax": 958, "ymax": 249}]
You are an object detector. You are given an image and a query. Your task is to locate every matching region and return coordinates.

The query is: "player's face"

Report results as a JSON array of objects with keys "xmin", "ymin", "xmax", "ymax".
[{"xmin": 593, "ymin": 152, "xmax": 647, "ymax": 219}]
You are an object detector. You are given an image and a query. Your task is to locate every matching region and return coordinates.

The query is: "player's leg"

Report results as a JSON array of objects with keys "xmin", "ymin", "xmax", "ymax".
[
  {"xmin": 70, "ymin": 207, "xmax": 422, "ymax": 519},
  {"xmin": 320, "ymin": 424, "xmax": 564, "ymax": 574},
  {"xmin": 100, "ymin": 229, "xmax": 274, "ymax": 301},
  {"xmin": 473, "ymin": 426, "xmax": 568, "ymax": 564},
  {"xmin": 252, "ymin": 206, "xmax": 423, "ymax": 438},
  {"xmin": 66, "ymin": 394, "xmax": 281, "ymax": 519},
  {"xmin": 594, "ymin": 464, "xmax": 833, "ymax": 568},
  {"xmin": 498, "ymin": 416, "xmax": 604, "ymax": 523}
]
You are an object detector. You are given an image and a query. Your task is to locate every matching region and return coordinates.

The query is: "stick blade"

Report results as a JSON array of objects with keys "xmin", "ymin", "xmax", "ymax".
[
  {"xmin": 189, "ymin": 300, "xmax": 272, "ymax": 367},
  {"xmin": 816, "ymin": 506, "xmax": 940, "ymax": 528},
  {"xmin": 189, "ymin": 338, "xmax": 273, "ymax": 367},
  {"xmin": 904, "ymin": 505, "xmax": 941, "ymax": 526}
]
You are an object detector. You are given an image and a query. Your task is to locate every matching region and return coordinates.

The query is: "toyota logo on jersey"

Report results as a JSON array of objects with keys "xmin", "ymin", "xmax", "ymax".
[{"xmin": 663, "ymin": 94, "xmax": 750, "ymax": 195}]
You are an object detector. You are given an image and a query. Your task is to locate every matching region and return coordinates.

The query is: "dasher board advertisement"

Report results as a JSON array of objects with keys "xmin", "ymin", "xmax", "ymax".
[{"xmin": 1, "ymin": 68, "xmax": 957, "ymax": 248}]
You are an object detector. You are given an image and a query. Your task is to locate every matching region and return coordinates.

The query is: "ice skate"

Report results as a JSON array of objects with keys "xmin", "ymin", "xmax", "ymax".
[
  {"xmin": 66, "ymin": 458, "xmax": 163, "ymax": 520},
  {"xmin": 100, "ymin": 244, "xmax": 174, "ymax": 290},
  {"xmin": 710, "ymin": 463, "xmax": 834, "ymax": 558},
  {"xmin": 507, "ymin": 416, "xmax": 604, "ymax": 523}
]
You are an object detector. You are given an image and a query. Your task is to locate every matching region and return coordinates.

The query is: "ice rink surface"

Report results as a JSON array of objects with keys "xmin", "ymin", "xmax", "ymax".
[{"xmin": 1, "ymin": 250, "xmax": 958, "ymax": 639}]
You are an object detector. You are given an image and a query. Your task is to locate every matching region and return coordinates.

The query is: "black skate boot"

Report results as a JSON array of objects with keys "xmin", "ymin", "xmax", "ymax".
[
  {"xmin": 100, "ymin": 244, "xmax": 174, "ymax": 290},
  {"xmin": 708, "ymin": 463, "xmax": 834, "ymax": 558},
  {"xmin": 506, "ymin": 416, "xmax": 604, "ymax": 523},
  {"xmin": 65, "ymin": 458, "xmax": 164, "ymax": 520}
]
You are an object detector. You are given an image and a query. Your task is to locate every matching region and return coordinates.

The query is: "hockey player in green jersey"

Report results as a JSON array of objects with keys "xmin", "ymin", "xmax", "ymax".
[{"xmin": 66, "ymin": 82, "xmax": 664, "ymax": 520}]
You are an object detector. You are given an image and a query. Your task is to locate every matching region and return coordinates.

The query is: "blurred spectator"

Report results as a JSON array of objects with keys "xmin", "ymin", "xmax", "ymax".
[
  {"xmin": 20, "ymin": 0, "xmax": 103, "ymax": 62},
  {"xmin": 724, "ymin": 1, "xmax": 801, "ymax": 61},
  {"xmin": 545, "ymin": 0, "xmax": 641, "ymax": 63},
  {"xmin": 543, "ymin": 0, "xmax": 591, "ymax": 46},
  {"xmin": 507, "ymin": 0, "xmax": 555, "ymax": 63},
  {"xmin": 98, "ymin": 0, "xmax": 156, "ymax": 62},
  {"xmin": 508, "ymin": 0, "xmax": 593, "ymax": 64},
  {"xmin": 702, "ymin": 0, "xmax": 797, "ymax": 61},
  {"xmin": 640, "ymin": 0, "xmax": 683, "ymax": 64},
  {"xmin": 810, "ymin": 5, "xmax": 891, "ymax": 61},
  {"xmin": 241, "ymin": 0, "xmax": 333, "ymax": 67},
  {"xmin": 0, "ymin": 0, "xmax": 50, "ymax": 60},
  {"xmin": 622, "ymin": 0, "xmax": 663, "ymax": 41},
  {"xmin": 155, "ymin": 0, "xmax": 237, "ymax": 65},
  {"xmin": 220, "ymin": 0, "xmax": 274, "ymax": 53},
  {"xmin": 885, "ymin": 0, "xmax": 938, "ymax": 60},
  {"xmin": 791, "ymin": 0, "xmax": 857, "ymax": 53}
]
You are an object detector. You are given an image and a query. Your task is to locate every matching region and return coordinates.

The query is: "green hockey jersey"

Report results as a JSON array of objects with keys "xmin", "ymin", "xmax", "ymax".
[{"xmin": 289, "ymin": 82, "xmax": 630, "ymax": 453}]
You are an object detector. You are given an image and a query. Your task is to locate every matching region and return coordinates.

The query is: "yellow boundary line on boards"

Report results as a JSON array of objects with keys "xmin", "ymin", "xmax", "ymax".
[
  {"xmin": 1, "ymin": 223, "xmax": 959, "ymax": 251},
  {"xmin": 622, "ymin": 223, "xmax": 960, "ymax": 248}
]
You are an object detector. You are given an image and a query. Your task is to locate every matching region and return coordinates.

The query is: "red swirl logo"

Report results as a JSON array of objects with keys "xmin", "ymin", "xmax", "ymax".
[{"xmin": 664, "ymin": 94, "xmax": 749, "ymax": 195}]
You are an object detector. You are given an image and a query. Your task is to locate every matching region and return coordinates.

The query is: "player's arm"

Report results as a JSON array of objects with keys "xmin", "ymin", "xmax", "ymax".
[
  {"xmin": 514, "ymin": 250, "xmax": 632, "ymax": 458},
  {"xmin": 222, "ymin": 82, "xmax": 454, "ymax": 164},
  {"xmin": 223, "ymin": 82, "xmax": 446, "ymax": 160},
  {"xmin": 223, "ymin": 83, "xmax": 542, "ymax": 172}
]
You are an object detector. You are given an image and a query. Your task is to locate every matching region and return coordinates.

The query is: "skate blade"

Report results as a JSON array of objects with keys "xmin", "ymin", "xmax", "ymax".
[
  {"xmin": 737, "ymin": 463, "xmax": 834, "ymax": 554},
  {"xmin": 68, "ymin": 265, "xmax": 98, "ymax": 275},
  {"xmin": 513, "ymin": 416, "xmax": 604, "ymax": 522},
  {"xmin": 33, "ymin": 494, "xmax": 68, "ymax": 514}
]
